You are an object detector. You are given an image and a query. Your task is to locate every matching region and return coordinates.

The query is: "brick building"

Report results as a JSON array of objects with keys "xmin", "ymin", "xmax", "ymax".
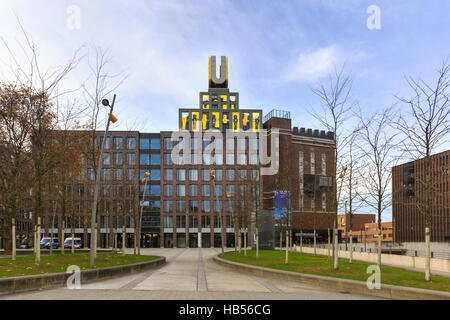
[
  {"xmin": 352, "ymin": 221, "xmax": 393, "ymax": 243},
  {"xmin": 30, "ymin": 56, "xmax": 336, "ymax": 249},
  {"xmin": 392, "ymin": 150, "xmax": 450, "ymax": 242},
  {"xmin": 337, "ymin": 213, "xmax": 376, "ymax": 239}
]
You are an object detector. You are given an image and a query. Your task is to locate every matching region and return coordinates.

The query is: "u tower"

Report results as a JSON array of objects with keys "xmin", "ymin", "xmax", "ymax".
[{"xmin": 3, "ymin": 56, "xmax": 336, "ymax": 251}]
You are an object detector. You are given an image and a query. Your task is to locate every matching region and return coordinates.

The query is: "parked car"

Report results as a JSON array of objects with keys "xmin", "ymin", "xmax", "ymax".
[
  {"xmin": 64, "ymin": 237, "xmax": 82, "ymax": 249},
  {"xmin": 19, "ymin": 243, "xmax": 32, "ymax": 249},
  {"xmin": 40, "ymin": 237, "xmax": 59, "ymax": 249}
]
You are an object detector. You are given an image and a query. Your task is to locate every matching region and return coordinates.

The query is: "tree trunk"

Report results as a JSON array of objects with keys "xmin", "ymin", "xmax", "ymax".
[
  {"xmin": 300, "ymin": 230, "xmax": 303, "ymax": 254},
  {"xmin": 255, "ymin": 227, "xmax": 259, "ymax": 258},
  {"xmin": 425, "ymin": 227, "xmax": 431, "ymax": 281},
  {"xmin": 313, "ymin": 229, "xmax": 317, "ymax": 255},
  {"xmin": 114, "ymin": 225, "xmax": 117, "ymax": 253},
  {"xmin": 333, "ymin": 226, "xmax": 338, "ymax": 270},
  {"xmin": 244, "ymin": 229, "xmax": 247, "ymax": 256},
  {"xmin": 61, "ymin": 220, "xmax": 65, "ymax": 255},
  {"xmin": 35, "ymin": 217, "xmax": 41, "ymax": 266},
  {"xmin": 377, "ymin": 229, "xmax": 382, "ymax": 267},
  {"xmin": 284, "ymin": 230, "xmax": 289, "ymax": 264},
  {"xmin": 94, "ymin": 223, "xmax": 97, "ymax": 258},
  {"xmin": 122, "ymin": 225, "xmax": 126, "ymax": 256},
  {"xmin": 238, "ymin": 230, "xmax": 241, "ymax": 254},
  {"xmin": 279, "ymin": 229, "xmax": 283, "ymax": 251},
  {"xmin": 289, "ymin": 229, "xmax": 292, "ymax": 249},
  {"xmin": 12, "ymin": 218, "xmax": 16, "ymax": 262},
  {"xmin": 327, "ymin": 228, "xmax": 331, "ymax": 259},
  {"xmin": 71, "ymin": 225, "xmax": 75, "ymax": 255},
  {"xmin": 133, "ymin": 229, "xmax": 136, "ymax": 255},
  {"xmin": 349, "ymin": 230, "xmax": 353, "ymax": 263}
]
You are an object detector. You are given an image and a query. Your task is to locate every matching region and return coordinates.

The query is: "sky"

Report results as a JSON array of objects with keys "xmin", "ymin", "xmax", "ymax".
[{"xmin": 1, "ymin": 0, "xmax": 449, "ymax": 221}]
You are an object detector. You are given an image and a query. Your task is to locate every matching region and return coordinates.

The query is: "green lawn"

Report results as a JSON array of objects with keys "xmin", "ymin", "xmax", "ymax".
[
  {"xmin": 224, "ymin": 250, "xmax": 450, "ymax": 292},
  {"xmin": 0, "ymin": 253, "xmax": 158, "ymax": 278}
]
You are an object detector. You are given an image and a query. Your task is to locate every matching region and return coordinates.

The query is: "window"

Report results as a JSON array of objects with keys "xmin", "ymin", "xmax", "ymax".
[
  {"xmin": 322, "ymin": 153, "xmax": 326, "ymax": 175},
  {"xmin": 140, "ymin": 154, "xmax": 149, "ymax": 165},
  {"xmin": 201, "ymin": 216, "xmax": 210, "ymax": 228},
  {"xmin": 202, "ymin": 200, "xmax": 211, "ymax": 213},
  {"xmin": 250, "ymin": 138, "xmax": 259, "ymax": 150},
  {"xmin": 203, "ymin": 154, "xmax": 211, "ymax": 165},
  {"xmin": 238, "ymin": 169, "xmax": 247, "ymax": 180},
  {"xmin": 190, "ymin": 137, "xmax": 199, "ymax": 150},
  {"xmin": 114, "ymin": 169, "xmax": 123, "ymax": 181},
  {"xmin": 114, "ymin": 152, "xmax": 123, "ymax": 165},
  {"xmin": 238, "ymin": 154, "xmax": 247, "ymax": 165},
  {"xmin": 226, "ymin": 154, "xmax": 234, "ymax": 165},
  {"xmin": 299, "ymin": 151, "xmax": 304, "ymax": 171},
  {"xmin": 189, "ymin": 216, "xmax": 198, "ymax": 228},
  {"xmin": 102, "ymin": 185, "xmax": 110, "ymax": 196},
  {"xmin": 226, "ymin": 185, "xmax": 235, "ymax": 196},
  {"xmin": 164, "ymin": 153, "xmax": 173, "ymax": 165},
  {"xmin": 190, "ymin": 153, "xmax": 200, "ymax": 165},
  {"xmin": 103, "ymin": 153, "xmax": 110, "ymax": 165},
  {"xmin": 215, "ymin": 169, "xmax": 223, "ymax": 181},
  {"xmin": 202, "ymin": 139, "xmax": 211, "ymax": 149},
  {"xmin": 226, "ymin": 169, "xmax": 235, "ymax": 181},
  {"xmin": 164, "ymin": 216, "xmax": 173, "ymax": 228},
  {"xmin": 100, "ymin": 136, "xmax": 110, "ymax": 149},
  {"xmin": 164, "ymin": 138, "xmax": 172, "ymax": 150},
  {"xmin": 189, "ymin": 184, "xmax": 198, "ymax": 196},
  {"xmin": 149, "ymin": 169, "xmax": 160, "ymax": 180},
  {"xmin": 176, "ymin": 200, "xmax": 186, "ymax": 212},
  {"xmin": 214, "ymin": 216, "xmax": 221, "ymax": 228},
  {"xmin": 126, "ymin": 169, "xmax": 135, "ymax": 181},
  {"xmin": 214, "ymin": 200, "xmax": 223, "ymax": 212},
  {"xmin": 202, "ymin": 185, "xmax": 211, "ymax": 197},
  {"xmin": 127, "ymin": 137, "xmax": 136, "ymax": 149},
  {"xmin": 176, "ymin": 216, "xmax": 186, "ymax": 228},
  {"xmin": 87, "ymin": 168, "xmax": 94, "ymax": 181},
  {"xmin": 101, "ymin": 168, "xmax": 111, "ymax": 181},
  {"xmin": 127, "ymin": 153, "xmax": 136, "ymax": 165},
  {"xmin": 250, "ymin": 154, "xmax": 259, "ymax": 165},
  {"xmin": 164, "ymin": 185, "xmax": 173, "ymax": 196},
  {"xmin": 150, "ymin": 154, "xmax": 160, "ymax": 165},
  {"xmin": 202, "ymin": 169, "xmax": 210, "ymax": 181},
  {"xmin": 238, "ymin": 138, "xmax": 247, "ymax": 150},
  {"xmin": 164, "ymin": 169, "xmax": 173, "ymax": 181},
  {"xmin": 140, "ymin": 138, "xmax": 150, "ymax": 149},
  {"xmin": 214, "ymin": 184, "xmax": 223, "ymax": 197},
  {"xmin": 213, "ymin": 138, "xmax": 223, "ymax": 150},
  {"xmin": 311, "ymin": 152, "xmax": 315, "ymax": 174},
  {"xmin": 322, "ymin": 193, "xmax": 326, "ymax": 211},
  {"xmin": 189, "ymin": 169, "xmax": 198, "ymax": 181},
  {"xmin": 150, "ymin": 138, "xmax": 160, "ymax": 149},
  {"xmin": 189, "ymin": 200, "xmax": 199, "ymax": 213},
  {"xmin": 214, "ymin": 153, "xmax": 223, "ymax": 165},
  {"xmin": 177, "ymin": 185, "xmax": 186, "ymax": 197},
  {"xmin": 226, "ymin": 138, "xmax": 234, "ymax": 150},
  {"xmin": 114, "ymin": 137, "xmax": 123, "ymax": 149},
  {"xmin": 177, "ymin": 169, "xmax": 186, "ymax": 181},
  {"xmin": 164, "ymin": 201, "xmax": 173, "ymax": 213},
  {"xmin": 251, "ymin": 169, "xmax": 259, "ymax": 181},
  {"xmin": 150, "ymin": 186, "xmax": 162, "ymax": 198}
]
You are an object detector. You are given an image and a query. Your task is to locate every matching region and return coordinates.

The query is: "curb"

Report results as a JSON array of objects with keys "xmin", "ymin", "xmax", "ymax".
[
  {"xmin": 213, "ymin": 256, "xmax": 450, "ymax": 300},
  {"xmin": 0, "ymin": 256, "xmax": 165, "ymax": 296}
]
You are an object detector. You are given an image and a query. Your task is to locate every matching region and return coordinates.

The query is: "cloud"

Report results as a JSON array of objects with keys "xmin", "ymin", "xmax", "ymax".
[{"xmin": 286, "ymin": 46, "xmax": 339, "ymax": 82}]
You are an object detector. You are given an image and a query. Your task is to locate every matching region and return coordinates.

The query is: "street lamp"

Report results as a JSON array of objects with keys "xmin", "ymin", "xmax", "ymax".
[
  {"xmin": 138, "ymin": 171, "xmax": 150, "ymax": 255},
  {"xmin": 211, "ymin": 169, "xmax": 224, "ymax": 258},
  {"xmin": 90, "ymin": 94, "xmax": 118, "ymax": 268}
]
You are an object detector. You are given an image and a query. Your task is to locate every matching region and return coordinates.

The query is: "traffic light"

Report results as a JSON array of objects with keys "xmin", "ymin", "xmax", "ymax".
[
  {"xmin": 109, "ymin": 113, "xmax": 118, "ymax": 123},
  {"xmin": 210, "ymin": 169, "xmax": 215, "ymax": 180}
]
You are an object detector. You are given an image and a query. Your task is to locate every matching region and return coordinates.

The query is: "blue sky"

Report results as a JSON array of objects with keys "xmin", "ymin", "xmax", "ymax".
[{"xmin": 1, "ymin": 0, "xmax": 449, "ymax": 221}]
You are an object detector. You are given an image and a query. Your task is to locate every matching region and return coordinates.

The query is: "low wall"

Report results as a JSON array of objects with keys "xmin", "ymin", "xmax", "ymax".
[
  {"xmin": 213, "ymin": 256, "xmax": 450, "ymax": 300},
  {"xmin": 0, "ymin": 256, "xmax": 165, "ymax": 296},
  {"xmin": 295, "ymin": 246, "xmax": 450, "ymax": 273}
]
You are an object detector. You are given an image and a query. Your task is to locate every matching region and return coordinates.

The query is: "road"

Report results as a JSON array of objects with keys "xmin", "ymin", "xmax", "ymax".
[{"xmin": 1, "ymin": 248, "xmax": 381, "ymax": 300}]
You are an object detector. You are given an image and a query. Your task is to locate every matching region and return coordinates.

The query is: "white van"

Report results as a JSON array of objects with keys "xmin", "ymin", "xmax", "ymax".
[{"xmin": 63, "ymin": 237, "xmax": 82, "ymax": 249}]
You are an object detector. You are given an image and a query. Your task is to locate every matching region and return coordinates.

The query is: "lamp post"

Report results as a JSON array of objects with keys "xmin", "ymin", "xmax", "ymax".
[
  {"xmin": 90, "ymin": 95, "xmax": 117, "ymax": 268},
  {"xmin": 138, "ymin": 171, "xmax": 150, "ymax": 255},
  {"xmin": 211, "ymin": 169, "xmax": 224, "ymax": 258}
]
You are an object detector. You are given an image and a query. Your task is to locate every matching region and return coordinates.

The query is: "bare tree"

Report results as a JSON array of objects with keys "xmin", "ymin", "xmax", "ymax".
[
  {"xmin": 357, "ymin": 108, "xmax": 398, "ymax": 267},
  {"xmin": 310, "ymin": 66, "xmax": 354, "ymax": 270},
  {"xmin": 394, "ymin": 61, "xmax": 450, "ymax": 281}
]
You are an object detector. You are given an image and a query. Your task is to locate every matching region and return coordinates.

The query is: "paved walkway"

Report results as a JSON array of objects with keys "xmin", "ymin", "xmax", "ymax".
[{"xmin": 1, "ymin": 248, "xmax": 382, "ymax": 300}]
